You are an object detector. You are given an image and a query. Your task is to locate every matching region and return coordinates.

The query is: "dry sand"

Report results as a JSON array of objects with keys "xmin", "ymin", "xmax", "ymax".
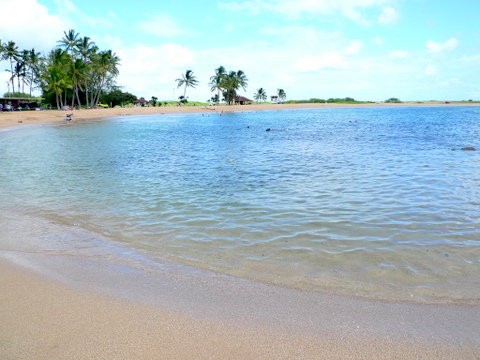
[{"xmin": 2, "ymin": 102, "xmax": 480, "ymax": 359}]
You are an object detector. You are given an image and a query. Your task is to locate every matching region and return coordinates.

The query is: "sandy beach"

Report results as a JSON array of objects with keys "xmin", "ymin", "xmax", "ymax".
[
  {"xmin": 1, "ymin": 102, "xmax": 480, "ymax": 359},
  {"xmin": 1, "ymin": 257, "xmax": 478, "ymax": 360}
]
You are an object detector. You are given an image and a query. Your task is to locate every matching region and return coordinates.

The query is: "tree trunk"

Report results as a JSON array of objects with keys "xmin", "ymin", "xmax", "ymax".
[
  {"xmin": 75, "ymin": 87, "xmax": 82, "ymax": 108},
  {"xmin": 9, "ymin": 61, "xmax": 15, "ymax": 93}
]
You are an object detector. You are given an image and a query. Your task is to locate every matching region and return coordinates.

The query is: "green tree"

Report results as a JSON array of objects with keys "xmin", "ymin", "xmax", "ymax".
[
  {"xmin": 13, "ymin": 61, "xmax": 26, "ymax": 94},
  {"xmin": 58, "ymin": 29, "xmax": 81, "ymax": 53},
  {"xmin": 58, "ymin": 29, "xmax": 80, "ymax": 106},
  {"xmin": 277, "ymin": 88, "xmax": 286, "ymax": 102},
  {"xmin": 76, "ymin": 36, "xmax": 98, "ymax": 107},
  {"xmin": 176, "ymin": 69, "xmax": 198, "ymax": 99},
  {"xmin": 41, "ymin": 49, "xmax": 72, "ymax": 109},
  {"xmin": 385, "ymin": 97, "xmax": 401, "ymax": 103},
  {"xmin": 24, "ymin": 49, "xmax": 42, "ymax": 97},
  {"xmin": 150, "ymin": 96, "xmax": 158, "ymax": 106},
  {"xmin": 220, "ymin": 70, "xmax": 248, "ymax": 105},
  {"xmin": 3, "ymin": 30, "xmax": 121, "ymax": 109},
  {"xmin": 254, "ymin": 87, "xmax": 267, "ymax": 102},
  {"xmin": 99, "ymin": 88, "xmax": 137, "ymax": 107},
  {"xmin": 3, "ymin": 41, "xmax": 19, "ymax": 93},
  {"xmin": 87, "ymin": 50, "xmax": 120, "ymax": 107},
  {"xmin": 209, "ymin": 66, "xmax": 226, "ymax": 104}
]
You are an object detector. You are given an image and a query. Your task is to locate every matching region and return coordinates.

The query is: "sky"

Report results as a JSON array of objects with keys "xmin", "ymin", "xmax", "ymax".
[{"xmin": 1, "ymin": 0, "xmax": 479, "ymax": 102}]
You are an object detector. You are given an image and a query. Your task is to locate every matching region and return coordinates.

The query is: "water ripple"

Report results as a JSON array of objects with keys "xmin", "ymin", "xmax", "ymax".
[{"xmin": 1, "ymin": 106, "xmax": 480, "ymax": 303}]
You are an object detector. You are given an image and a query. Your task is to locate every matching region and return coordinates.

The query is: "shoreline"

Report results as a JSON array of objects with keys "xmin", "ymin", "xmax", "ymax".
[
  {"xmin": 1, "ymin": 101, "xmax": 479, "ymax": 130},
  {"xmin": 1, "ymin": 254, "xmax": 478, "ymax": 359},
  {"xmin": 2, "ymin": 258, "xmax": 473, "ymax": 360},
  {"xmin": 1, "ymin": 206, "xmax": 479, "ymax": 359},
  {"xmin": 2, "ymin": 103, "xmax": 480, "ymax": 358}
]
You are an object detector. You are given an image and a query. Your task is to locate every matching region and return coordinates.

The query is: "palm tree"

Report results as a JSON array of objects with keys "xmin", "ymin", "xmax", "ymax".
[
  {"xmin": 58, "ymin": 29, "xmax": 83, "ymax": 107},
  {"xmin": 254, "ymin": 88, "xmax": 267, "ymax": 103},
  {"xmin": 209, "ymin": 66, "xmax": 226, "ymax": 104},
  {"xmin": 42, "ymin": 49, "xmax": 72, "ymax": 109},
  {"xmin": 13, "ymin": 61, "xmax": 26, "ymax": 94},
  {"xmin": 77, "ymin": 36, "xmax": 97, "ymax": 60},
  {"xmin": 176, "ymin": 69, "xmax": 198, "ymax": 99},
  {"xmin": 58, "ymin": 29, "xmax": 81, "ymax": 53},
  {"xmin": 277, "ymin": 88, "xmax": 286, "ymax": 103},
  {"xmin": 221, "ymin": 70, "xmax": 248, "ymax": 105},
  {"xmin": 76, "ymin": 37, "xmax": 98, "ymax": 107},
  {"xmin": 3, "ymin": 41, "xmax": 19, "ymax": 93},
  {"xmin": 89, "ymin": 50, "xmax": 120, "ymax": 107},
  {"xmin": 235, "ymin": 70, "xmax": 248, "ymax": 91},
  {"xmin": 0, "ymin": 40, "xmax": 4, "ymax": 61}
]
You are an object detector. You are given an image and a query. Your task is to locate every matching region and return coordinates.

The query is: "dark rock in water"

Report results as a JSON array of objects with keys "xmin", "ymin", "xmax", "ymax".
[
  {"xmin": 461, "ymin": 146, "xmax": 476, "ymax": 151},
  {"xmin": 266, "ymin": 128, "xmax": 271, "ymax": 132}
]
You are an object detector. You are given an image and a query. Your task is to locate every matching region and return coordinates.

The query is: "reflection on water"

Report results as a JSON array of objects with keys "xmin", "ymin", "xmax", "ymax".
[{"xmin": 1, "ymin": 106, "xmax": 479, "ymax": 303}]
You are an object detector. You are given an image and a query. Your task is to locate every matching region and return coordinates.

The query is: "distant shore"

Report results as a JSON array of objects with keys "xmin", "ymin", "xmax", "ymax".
[{"xmin": 1, "ymin": 101, "xmax": 479, "ymax": 130}]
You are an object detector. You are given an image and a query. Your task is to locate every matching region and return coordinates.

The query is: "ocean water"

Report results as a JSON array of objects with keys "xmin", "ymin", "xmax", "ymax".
[{"xmin": 1, "ymin": 106, "xmax": 479, "ymax": 304}]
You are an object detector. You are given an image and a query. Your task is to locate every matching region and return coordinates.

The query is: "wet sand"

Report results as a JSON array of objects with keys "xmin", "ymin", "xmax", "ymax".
[
  {"xmin": 1, "ymin": 209, "xmax": 479, "ymax": 359},
  {"xmin": 1, "ymin": 257, "xmax": 478, "ymax": 360},
  {"xmin": 1, "ymin": 102, "xmax": 480, "ymax": 359}
]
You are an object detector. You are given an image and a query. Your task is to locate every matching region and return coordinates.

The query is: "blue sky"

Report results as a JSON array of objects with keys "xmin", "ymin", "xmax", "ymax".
[{"xmin": 1, "ymin": 0, "xmax": 479, "ymax": 101}]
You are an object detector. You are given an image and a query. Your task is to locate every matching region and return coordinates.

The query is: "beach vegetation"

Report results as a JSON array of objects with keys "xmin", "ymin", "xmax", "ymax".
[
  {"xmin": 385, "ymin": 97, "xmax": 402, "ymax": 103},
  {"xmin": 327, "ymin": 97, "xmax": 356, "ymax": 103},
  {"xmin": 208, "ymin": 67, "xmax": 248, "ymax": 105},
  {"xmin": 277, "ymin": 88, "xmax": 286, "ymax": 102},
  {"xmin": 224, "ymin": 70, "xmax": 248, "ymax": 105},
  {"xmin": 22, "ymin": 49, "xmax": 43, "ymax": 97},
  {"xmin": 209, "ymin": 94, "xmax": 220, "ymax": 104},
  {"xmin": 99, "ymin": 88, "xmax": 137, "ymax": 108},
  {"xmin": 209, "ymin": 66, "xmax": 226, "ymax": 104},
  {"xmin": 1, "ymin": 30, "xmax": 120, "ymax": 110},
  {"xmin": 254, "ymin": 88, "xmax": 267, "ymax": 102},
  {"xmin": 2, "ymin": 41, "xmax": 20, "ymax": 94},
  {"xmin": 150, "ymin": 96, "xmax": 158, "ymax": 107},
  {"xmin": 175, "ymin": 70, "xmax": 199, "ymax": 99},
  {"xmin": 2, "ymin": 91, "xmax": 39, "ymax": 99},
  {"xmin": 41, "ymin": 49, "xmax": 74, "ymax": 109}
]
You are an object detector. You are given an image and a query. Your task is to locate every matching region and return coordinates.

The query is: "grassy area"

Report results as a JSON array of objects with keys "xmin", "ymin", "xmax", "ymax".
[{"xmin": 285, "ymin": 98, "xmax": 373, "ymax": 105}]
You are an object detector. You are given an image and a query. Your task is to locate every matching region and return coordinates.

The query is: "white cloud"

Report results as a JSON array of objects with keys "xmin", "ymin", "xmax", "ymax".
[
  {"xmin": 424, "ymin": 64, "xmax": 438, "ymax": 76},
  {"xmin": 390, "ymin": 50, "xmax": 409, "ymax": 58},
  {"xmin": 378, "ymin": 7, "xmax": 399, "ymax": 25},
  {"xmin": 426, "ymin": 38, "xmax": 459, "ymax": 54},
  {"xmin": 52, "ymin": 0, "xmax": 114, "ymax": 29},
  {"xmin": 138, "ymin": 14, "xmax": 188, "ymax": 38},
  {"xmin": 295, "ymin": 52, "xmax": 347, "ymax": 72},
  {"xmin": 0, "ymin": 0, "xmax": 69, "ymax": 51},
  {"xmin": 220, "ymin": 0, "xmax": 393, "ymax": 24},
  {"xmin": 344, "ymin": 40, "xmax": 363, "ymax": 55},
  {"xmin": 372, "ymin": 36, "xmax": 385, "ymax": 46},
  {"xmin": 116, "ymin": 43, "xmax": 196, "ymax": 99}
]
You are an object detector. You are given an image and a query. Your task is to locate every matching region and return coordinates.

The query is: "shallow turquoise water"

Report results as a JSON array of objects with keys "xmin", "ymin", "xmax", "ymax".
[{"xmin": 1, "ymin": 106, "xmax": 479, "ymax": 303}]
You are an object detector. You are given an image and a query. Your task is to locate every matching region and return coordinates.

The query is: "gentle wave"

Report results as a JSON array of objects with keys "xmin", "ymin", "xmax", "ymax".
[{"xmin": 1, "ymin": 106, "xmax": 479, "ymax": 303}]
